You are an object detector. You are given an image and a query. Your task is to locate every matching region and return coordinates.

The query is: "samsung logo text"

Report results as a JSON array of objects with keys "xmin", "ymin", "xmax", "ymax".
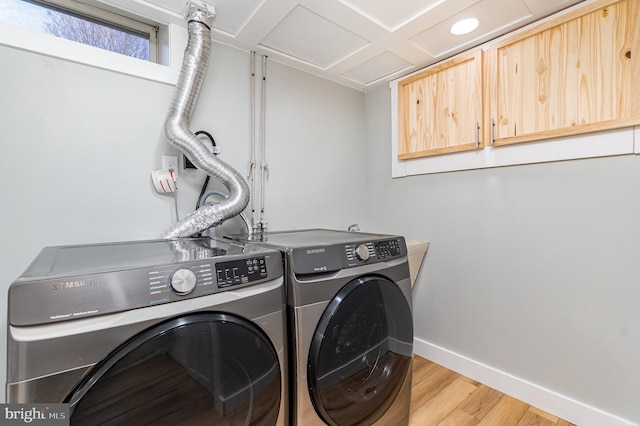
[
  {"xmin": 52, "ymin": 279, "xmax": 98, "ymax": 291},
  {"xmin": 306, "ymin": 248, "xmax": 325, "ymax": 255}
]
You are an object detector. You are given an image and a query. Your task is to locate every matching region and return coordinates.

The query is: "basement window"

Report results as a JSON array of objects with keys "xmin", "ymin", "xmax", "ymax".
[{"xmin": 0, "ymin": 0, "xmax": 158, "ymax": 62}]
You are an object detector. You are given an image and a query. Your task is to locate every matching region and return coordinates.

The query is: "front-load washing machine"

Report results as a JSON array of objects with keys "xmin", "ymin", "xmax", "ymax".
[
  {"xmin": 6, "ymin": 237, "xmax": 287, "ymax": 425},
  {"xmin": 226, "ymin": 229, "xmax": 413, "ymax": 426}
]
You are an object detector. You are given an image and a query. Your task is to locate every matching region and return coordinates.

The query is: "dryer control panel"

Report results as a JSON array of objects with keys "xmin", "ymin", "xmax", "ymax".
[
  {"xmin": 346, "ymin": 240, "xmax": 402, "ymax": 262},
  {"xmin": 290, "ymin": 237, "xmax": 407, "ymax": 275}
]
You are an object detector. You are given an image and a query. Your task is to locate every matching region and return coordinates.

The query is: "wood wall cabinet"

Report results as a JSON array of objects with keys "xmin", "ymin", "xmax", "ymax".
[
  {"xmin": 397, "ymin": 0, "xmax": 640, "ymax": 160},
  {"xmin": 486, "ymin": 0, "xmax": 640, "ymax": 146},
  {"xmin": 398, "ymin": 50, "xmax": 483, "ymax": 159}
]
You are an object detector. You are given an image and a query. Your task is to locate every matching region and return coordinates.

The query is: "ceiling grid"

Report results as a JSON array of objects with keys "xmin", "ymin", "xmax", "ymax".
[{"xmin": 140, "ymin": 0, "xmax": 585, "ymax": 90}]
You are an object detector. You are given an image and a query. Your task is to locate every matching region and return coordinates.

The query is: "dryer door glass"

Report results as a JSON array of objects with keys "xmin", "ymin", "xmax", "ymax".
[
  {"xmin": 65, "ymin": 312, "xmax": 281, "ymax": 425},
  {"xmin": 308, "ymin": 276, "xmax": 413, "ymax": 426}
]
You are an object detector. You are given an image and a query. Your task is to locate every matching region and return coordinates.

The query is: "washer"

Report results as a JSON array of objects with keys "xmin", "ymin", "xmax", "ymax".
[
  {"xmin": 6, "ymin": 237, "xmax": 287, "ymax": 425},
  {"xmin": 227, "ymin": 229, "xmax": 414, "ymax": 426}
]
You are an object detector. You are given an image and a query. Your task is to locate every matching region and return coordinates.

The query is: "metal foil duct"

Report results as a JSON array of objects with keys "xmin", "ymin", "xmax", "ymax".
[{"xmin": 162, "ymin": 4, "xmax": 250, "ymax": 238}]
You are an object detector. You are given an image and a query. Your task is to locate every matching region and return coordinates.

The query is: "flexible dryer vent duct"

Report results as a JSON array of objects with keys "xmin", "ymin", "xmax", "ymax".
[{"xmin": 162, "ymin": 3, "xmax": 250, "ymax": 239}]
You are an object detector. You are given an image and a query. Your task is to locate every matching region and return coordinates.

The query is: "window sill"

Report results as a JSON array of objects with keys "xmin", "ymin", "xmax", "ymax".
[{"xmin": 0, "ymin": 21, "xmax": 186, "ymax": 85}]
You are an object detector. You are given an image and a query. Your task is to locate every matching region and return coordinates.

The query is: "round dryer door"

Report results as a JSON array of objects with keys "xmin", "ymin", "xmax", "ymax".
[
  {"xmin": 308, "ymin": 276, "xmax": 413, "ymax": 426},
  {"xmin": 65, "ymin": 312, "xmax": 281, "ymax": 425}
]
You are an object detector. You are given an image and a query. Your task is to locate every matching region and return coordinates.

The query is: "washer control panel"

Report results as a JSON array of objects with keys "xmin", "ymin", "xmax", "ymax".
[
  {"xmin": 149, "ymin": 256, "xmax": 270, "ymax": 300},
  {"xmin": 8, "ymin": 239, "xmax": 283, "ymax": 326},
  {"xmin": 170, "ymin": 268, "xmax": 197, "ymax": 295},
  {"xmin": 216, "ymin": 256, "xmax": 268, "ymax": 288},
  {"xmin": 148, "ymin": 262, "xmax": 215, "ymax": 300}
]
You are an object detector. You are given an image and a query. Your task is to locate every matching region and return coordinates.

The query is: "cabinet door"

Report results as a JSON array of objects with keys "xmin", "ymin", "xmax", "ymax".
[
  {"xmin": 398, "ymin": 49, "xmax": 483, "ymax": 159},
  {"xmin": 487, "ymin": 0, "xmax": 640, "ymax": 146}
]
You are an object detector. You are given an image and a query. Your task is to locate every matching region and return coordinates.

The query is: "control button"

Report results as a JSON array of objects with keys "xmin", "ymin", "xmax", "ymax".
[
  {"xmin": 170, "ymin": 268, "xmax": 197, "ymax": 295},
  {"xmin": 355, "ymin": 244, "xmax": 370, "ymax": 261}
]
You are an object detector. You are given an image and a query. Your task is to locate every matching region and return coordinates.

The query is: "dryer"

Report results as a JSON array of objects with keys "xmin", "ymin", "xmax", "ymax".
[
  {"xmin": 6, "ymin": 237, "xmax": 287, "ymax": 425},
  {"xmin": 227, "ymin": 229, "xmax": 414, "ymax": 426}
]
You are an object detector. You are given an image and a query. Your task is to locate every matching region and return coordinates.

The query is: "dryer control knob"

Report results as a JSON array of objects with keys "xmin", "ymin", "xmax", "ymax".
[
  {"xmin": 170, "ymin": 268, "xmax": 197, "ymax": 295},
  {"xmin": 355, "ymin": 244, "xmax": 370, "ymax": 261}
]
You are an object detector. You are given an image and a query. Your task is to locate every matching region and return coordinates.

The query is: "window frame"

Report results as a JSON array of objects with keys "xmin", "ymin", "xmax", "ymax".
[
  {"xmin": 0, "ymin": 0, "xmax": 183, "ymax": 85},
  {"xmin": 23, "ymin": 0, "xmax": 158, "ymax": 63}
]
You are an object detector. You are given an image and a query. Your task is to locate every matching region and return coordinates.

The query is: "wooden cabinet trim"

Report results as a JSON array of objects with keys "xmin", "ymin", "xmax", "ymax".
[
  {"xmin": 398, "ymin": 142, "xmax": 479, "ymax": 160},
  {"xmin": 493, "ymin": 116, "xmax": 640, "ymax": 147}
]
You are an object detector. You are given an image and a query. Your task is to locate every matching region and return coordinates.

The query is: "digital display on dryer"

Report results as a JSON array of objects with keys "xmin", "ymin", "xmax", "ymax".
[
  {"xmin": 375, "ymin": 239, "xmax": 402, "ymax": 259},
  {"xmin": 216, "ymin": 257, "xmax": 267, "ymax": 288}
]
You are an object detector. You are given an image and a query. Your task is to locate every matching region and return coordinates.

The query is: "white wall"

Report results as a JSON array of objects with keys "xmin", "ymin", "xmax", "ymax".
[
  {"xmin": 0, "ymin": 40, "xmax": 366, "ymax": 402},
  {"xmin": 8, "ymin": 19, "xmax": 638, "ymax": 425},
  {"xmin": 365, "ymin": 86, "xmax": 640, "ymax": 425}
]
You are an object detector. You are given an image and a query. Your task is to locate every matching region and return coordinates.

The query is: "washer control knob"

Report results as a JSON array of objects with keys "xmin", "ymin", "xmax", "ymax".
[
  {"xmin": 170, "ymin": 268, "xmax": 197, "ymax": 295},
  {"xmin": 355, "ymin": 244, "xmax": 370, "ymax": 261}
]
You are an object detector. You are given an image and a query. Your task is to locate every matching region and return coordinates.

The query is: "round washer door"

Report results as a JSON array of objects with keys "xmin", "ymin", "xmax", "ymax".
[
  {"xmin": 66, "ymin": 312, "xmax": 281, "ymax": 425},
  {"xmin": 308, "ymin": 275, "xmax": 413, "ymax": 426}
]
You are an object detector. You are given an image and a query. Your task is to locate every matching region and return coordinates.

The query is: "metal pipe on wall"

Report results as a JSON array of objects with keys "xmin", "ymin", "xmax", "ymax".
[
  {"xmin": 249, "ymin": 51, "xmax": 258, "ymax": 234},
  {"xmin": 259, "ymin": 55, "xmax": 268, "ymax": 232},
  {"xmin": 162, "ymin": 3, "xmax": 250, "ymax": 238}
]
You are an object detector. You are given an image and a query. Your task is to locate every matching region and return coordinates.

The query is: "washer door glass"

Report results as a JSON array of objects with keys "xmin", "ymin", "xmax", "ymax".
[
  {"xmin": 308, "ymin": 276, "xmax": 413, "ymax": 426},
  {"xmin": 65, "ymin": 312, "xmax": 281, "ymax": 425}
]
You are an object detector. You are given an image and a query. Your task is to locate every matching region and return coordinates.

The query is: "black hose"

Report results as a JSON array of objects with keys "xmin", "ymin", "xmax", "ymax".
[{"xmin": 194, "ymin": 130, "xmax": 217, "ymax": 212}]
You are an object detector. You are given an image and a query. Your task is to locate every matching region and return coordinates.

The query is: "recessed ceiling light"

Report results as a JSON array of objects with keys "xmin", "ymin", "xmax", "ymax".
[{"xmin": 450, "ymin": 18, "xmax": 479, "ymax": 35}]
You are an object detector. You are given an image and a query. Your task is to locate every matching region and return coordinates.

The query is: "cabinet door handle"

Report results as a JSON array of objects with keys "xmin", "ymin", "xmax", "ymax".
[
  {"xmin": 490, "ymin": 119, "xmax": 495, "ymax": 146},
  {"xmin": 475, "ymin": 121, "xmax": 480, "ymax": 148}
]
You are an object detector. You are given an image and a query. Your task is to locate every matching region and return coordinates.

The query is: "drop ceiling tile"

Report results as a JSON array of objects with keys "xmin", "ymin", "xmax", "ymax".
[
  {"xmin": 144, "ymin": 0, "xmax": 262, "ymax": 35},
  {"xmin": 338, "ymin": 0, "xmax": 445, "ymax": 31},
  {"xmin": 208, "ymin": 0, "xmax": 264, "ymax": 35},
  {"xmin": 343, "ymin": 51, "xmax": 412, "ymax": 84},
  {"xmin": 300, "ymin": 0, "xmax": 389, "ymax": 40},
  {"xmin": 260, "ymin": 5, "xmax": 369, "ymax": 68},
  {"xmin": 411, "ymin": 0, "xmax": 531, "ymax": 57},
  {"xmin": 389, "ymin": 42, "xmax": 436, "ymax": 66},
  {"xmin": 139, "ymin": 0, "xmax": 589, "ymax": 91}
]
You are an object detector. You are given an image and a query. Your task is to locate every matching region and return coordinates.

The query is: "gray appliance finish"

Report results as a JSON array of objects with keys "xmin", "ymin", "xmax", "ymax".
[
  {"xmin": 226, "ymin": 229, "xmax": 414, "ymax": 426},
  {"xmin": 6, "ymin": 237, "xmax": 287, "ymax": 425}
]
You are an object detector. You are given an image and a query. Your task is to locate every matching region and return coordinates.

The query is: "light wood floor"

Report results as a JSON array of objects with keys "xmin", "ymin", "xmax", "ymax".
[{"xmin": 410, "ymin": 355, "xmax": 575, "ymax": 426}]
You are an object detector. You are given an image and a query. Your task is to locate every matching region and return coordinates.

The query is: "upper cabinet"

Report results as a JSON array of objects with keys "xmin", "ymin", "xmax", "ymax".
[
  {"xmin": 486, "ymin": 0, "xmax": 640, "ymax": 146},
  {"xmin": 397, "ymin": 0, "xmax": 640, "ymax": 160},
  {"xmin": 398, "ymin": 50, "xmax": 483, "ymax": 160}
]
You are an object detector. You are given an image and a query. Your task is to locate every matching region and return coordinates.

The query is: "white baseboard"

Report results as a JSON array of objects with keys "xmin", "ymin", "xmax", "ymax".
[{"xmin": 414, "ymin": 338, "xmax": 636, "ymax": 426}]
